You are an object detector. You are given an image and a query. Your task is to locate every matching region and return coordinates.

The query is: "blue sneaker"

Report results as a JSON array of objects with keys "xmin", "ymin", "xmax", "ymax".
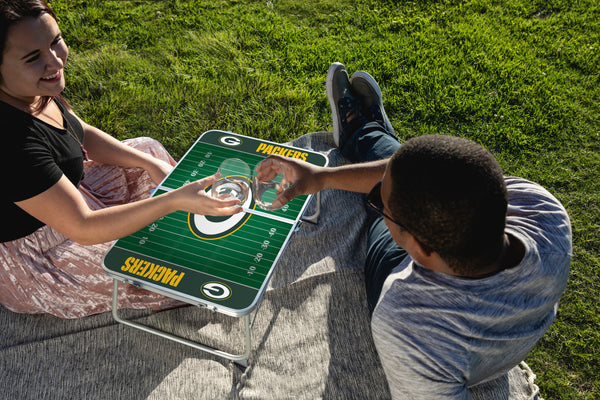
[
  {"xmin": 326, "ymin": 62, "xmax": 365, "ymax": 148},
  {"xmin": 350, "ymin": 71, "xmax": 395, "ymax": 136}
]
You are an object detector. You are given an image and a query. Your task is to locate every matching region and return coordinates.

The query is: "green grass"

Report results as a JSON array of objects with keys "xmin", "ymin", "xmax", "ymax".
[{"xmin": 50, "ymin": 0, "xmax": 599, "ymax": 398}]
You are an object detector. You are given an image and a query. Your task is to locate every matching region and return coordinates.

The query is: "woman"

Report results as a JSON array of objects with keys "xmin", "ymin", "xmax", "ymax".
[{"xmin": 0, "ymin": 0, "xmax": 241, "ymax": 318}]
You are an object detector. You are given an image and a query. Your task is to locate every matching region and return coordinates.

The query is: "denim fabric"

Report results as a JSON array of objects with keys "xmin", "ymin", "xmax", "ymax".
[
  {"xmin": 343, "ymin": 122, "xmax": 409, "ymax": 314},
  {"xmin": 341, "ymin": 121, "xmax": 401, "ymax": 163},
  {"xmin": 364, "ymin": 211, "xmax": 409, "ymax": 314}
]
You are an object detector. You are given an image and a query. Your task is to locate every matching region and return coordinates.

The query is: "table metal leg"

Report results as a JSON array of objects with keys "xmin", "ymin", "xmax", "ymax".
[
  {"xmin": 111, "ymin": 279, "xmax": 251, "ymax": 367},
  {"xmin": 301, "ymin": 191, "xmax": 321, "ymax": 224}
]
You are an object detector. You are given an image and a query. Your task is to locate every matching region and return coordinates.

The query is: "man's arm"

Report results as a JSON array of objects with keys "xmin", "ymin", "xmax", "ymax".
[{"xmin": 266, "ymin": 154, "xmax": 389, "ymax": 209}]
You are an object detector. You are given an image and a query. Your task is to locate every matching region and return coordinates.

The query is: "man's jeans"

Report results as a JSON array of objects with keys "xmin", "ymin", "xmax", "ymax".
[{"xmin": 342, "ymin": 121, "xmax": 409, "ymax": 315}]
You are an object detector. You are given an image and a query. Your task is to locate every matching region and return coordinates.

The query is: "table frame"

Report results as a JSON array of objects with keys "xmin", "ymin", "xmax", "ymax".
[
  {"xmin": 111, "ymin": 279, "xmax": 253, "ymax": 367},
  {"xmin": 109, "ymin": 192, "xmax": 322, "ymax": 367}
]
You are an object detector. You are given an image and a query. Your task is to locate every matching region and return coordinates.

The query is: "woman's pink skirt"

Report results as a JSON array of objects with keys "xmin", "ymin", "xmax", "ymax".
[{"xmin": 0, "ymin": 137, "xmax": 183, "ymax": 318}]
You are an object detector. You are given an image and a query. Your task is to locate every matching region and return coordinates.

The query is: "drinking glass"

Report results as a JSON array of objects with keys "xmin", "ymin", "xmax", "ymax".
[
  {"xmin": 252, "ymin": 159, "xmax": 290, "ymax": 211},
  {"xmin": 211, "ymin": 158, "xmax": 251, "ymax": 206}
]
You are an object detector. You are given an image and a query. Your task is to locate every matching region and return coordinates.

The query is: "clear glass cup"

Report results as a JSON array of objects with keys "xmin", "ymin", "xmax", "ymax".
[
  {"xmin": 252, "ymin": 159, "xmax": 290, "ymax": 211},
  {"xmin": 211, "ymin": 158, "xmax": 251, "ymax": 206}
]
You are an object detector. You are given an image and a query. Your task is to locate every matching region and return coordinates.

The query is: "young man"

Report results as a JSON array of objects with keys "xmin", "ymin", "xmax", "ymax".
[{"xmin": 271, "ymin": 63, "xmax": 571, "ymax": 399}]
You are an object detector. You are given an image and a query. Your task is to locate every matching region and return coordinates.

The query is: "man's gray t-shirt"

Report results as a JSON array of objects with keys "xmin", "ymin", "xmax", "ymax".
[{"xmin": 371, "ymin": 177, "xmax": 572, "ymax": 399}]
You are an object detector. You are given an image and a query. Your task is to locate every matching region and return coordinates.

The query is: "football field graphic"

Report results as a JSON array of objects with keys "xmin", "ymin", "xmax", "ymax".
[{"xmin": 103, "ymin": 131, "xmax": 328, "ymax": 316}]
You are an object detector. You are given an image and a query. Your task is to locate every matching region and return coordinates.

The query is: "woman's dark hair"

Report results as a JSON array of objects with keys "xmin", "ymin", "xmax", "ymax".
[
  {"xmin": 0, "ymin": 0, "xmax": 63, "ymax": 113},
  {"xmin": 388, "ymin": 135, "xmax": 508, "ymax": 276}
]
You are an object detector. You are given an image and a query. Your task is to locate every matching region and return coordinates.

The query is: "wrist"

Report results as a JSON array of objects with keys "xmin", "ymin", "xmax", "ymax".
[{"xmin": 314, "ymin": 168, "xmax": 331, "ymax": 191}]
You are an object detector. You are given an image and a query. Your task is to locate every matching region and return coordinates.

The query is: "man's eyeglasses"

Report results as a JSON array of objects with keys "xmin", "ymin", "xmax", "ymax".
[{"xmin": 366, "ymin": 181, "xmax": 407, "ymax": 230}]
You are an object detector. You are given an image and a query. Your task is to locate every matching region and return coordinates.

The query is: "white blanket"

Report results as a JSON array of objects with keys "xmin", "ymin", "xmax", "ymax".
[{"xmin": 0, "ymin": 132, "xmax": 540, "ymax": 399}]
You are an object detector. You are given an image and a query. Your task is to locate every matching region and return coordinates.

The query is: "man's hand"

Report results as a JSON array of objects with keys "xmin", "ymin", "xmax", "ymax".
[
  {"xmin": 265, "ymin": 155, "xmax": 326, "ymax": 209},
  {"xmin": 265, "ymin": 154, "xmax": 389, "ymax": 209}
]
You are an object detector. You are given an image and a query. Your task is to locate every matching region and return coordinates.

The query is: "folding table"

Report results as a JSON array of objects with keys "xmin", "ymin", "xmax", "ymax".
[{"xmin": 103, "ymin": 130, "xmax": 328, "ymax": 366}]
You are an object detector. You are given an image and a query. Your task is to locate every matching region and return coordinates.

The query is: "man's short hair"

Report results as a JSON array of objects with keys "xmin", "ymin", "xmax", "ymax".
[{"xmin": 388, "ymin": 135, "xmax": 508, "ymax": 275}]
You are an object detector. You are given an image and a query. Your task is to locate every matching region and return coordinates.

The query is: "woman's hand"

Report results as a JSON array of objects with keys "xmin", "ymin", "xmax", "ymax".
[{"xmin": 170, "ymin": 173, "xmax": 244, "ymax": 216}]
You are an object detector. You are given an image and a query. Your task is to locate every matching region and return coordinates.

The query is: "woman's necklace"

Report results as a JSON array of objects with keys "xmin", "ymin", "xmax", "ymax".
[
  {"xmin": 1, "ymin": 91, "xmax": 91, "ymax": 162},
  {"xmin": 63, "ymin": 120, "xmax": 89, "ymax": 161},
  {"xmin": 37, "ymin": 102, "xmax": 90, "ymax": 161}
]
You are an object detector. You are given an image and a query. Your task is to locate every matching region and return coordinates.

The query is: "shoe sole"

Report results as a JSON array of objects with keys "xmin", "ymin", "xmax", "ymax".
[
  {"xmin": 326, "ymin": 62, "xmax": 346, "ymax": 147},
  {"xmin": 351, "ymin": 71, "xmax": 395, "ymax": 136}
]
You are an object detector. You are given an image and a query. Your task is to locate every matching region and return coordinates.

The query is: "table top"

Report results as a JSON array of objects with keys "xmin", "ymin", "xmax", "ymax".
[{"xmin": 103, "ymin": 130, "xmax": 328, "ymax": 316}]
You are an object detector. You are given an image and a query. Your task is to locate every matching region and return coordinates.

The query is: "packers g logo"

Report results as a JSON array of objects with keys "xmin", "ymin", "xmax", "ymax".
[
  {"xmin": 188, "ymin": 186, "xmax": 254, "ymax": 240},
  {"xmin": 201, "ymin": 282, "xmax": 232, "ymax": 300},
  {"xmin": 219, "ymin": 136, "xmax": 242, "ymax": 147}
]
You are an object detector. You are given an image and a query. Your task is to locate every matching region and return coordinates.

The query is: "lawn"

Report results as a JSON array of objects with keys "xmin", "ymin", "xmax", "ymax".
[{"xmin": 50, "ymin": 0, "xmax": 599, "ymax": 398}]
